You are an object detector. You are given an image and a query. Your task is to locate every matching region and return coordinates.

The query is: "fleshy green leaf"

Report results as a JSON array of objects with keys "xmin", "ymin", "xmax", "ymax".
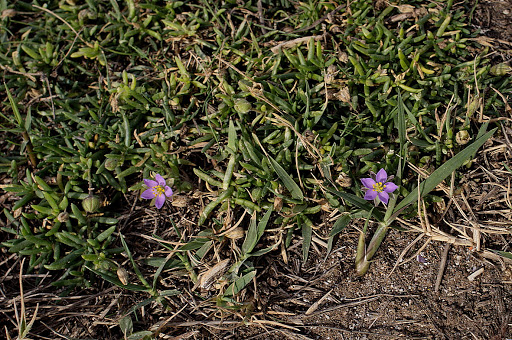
[{"xmin": 97, "ymin": 225, "xmax": 116, "ymax": 242}]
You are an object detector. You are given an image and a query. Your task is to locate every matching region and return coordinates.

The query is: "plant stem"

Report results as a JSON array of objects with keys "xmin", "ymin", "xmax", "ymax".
[{"xmin": 355, "ymin": 221, "xmax": 390, "ymax": 276}]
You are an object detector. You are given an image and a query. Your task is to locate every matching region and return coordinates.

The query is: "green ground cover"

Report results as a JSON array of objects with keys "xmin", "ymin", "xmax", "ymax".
[{"xmin": 1, "ymin": 0, "xmax": 511, "ymax": 338}]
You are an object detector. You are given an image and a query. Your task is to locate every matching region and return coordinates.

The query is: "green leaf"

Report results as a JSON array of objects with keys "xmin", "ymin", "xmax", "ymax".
[
  {"xmin": 224, "ymin": 270, "xmax": 256, "ymax": 296},
  {"xmin": 393, "ymin": 128, "xmax": 497, "ymax": 214},
  {"xmin": 159, "ymin": 289, "xmax": 180, "ymax": 297},
  {"xmin": 44, "ymin": 249, "xmax": 84, "ymax": 270},
  {"xmin": 42, "ymin": 191, "xmax": 59, "ymax": 211},
  {"xmin": 12, "ymin": 194, "xmax": 35, "ymax": 211},
  {"xmin": 8, "ymin": 239, "xmax": 32, "ymax": 253},
  {"xmin": 24, "ymin": 235, "xmax": 52, "ymax": 247},
  {"xmin": 241, "ymin": 214, "xmax": 257, "ymax": 255},
  {"xmin": 197, "ymin": 186, "xmax": 234, "ymax": 226},
  {"xmin": 119, "ymin": 233, "xmax": 151, "ymax": 289},
  {"xmin": 227, "ymin": 119, "xmax": 237, "ymax": 153},
  {"xmin": 472, "ymin": 122, "xmax": 489, "ymax": 158},
  {"xmin": 403, "ymin": 101, "xmax": 433, "ymax": 144},
  {"xmin": 97, "ymin": 225, "xmax": 116, "ymax": 242},
  {"xmin": 31, "ymin": 204, "xmax": 54, "ymax": 216},
  {"xmin": 248, "ymin": 244, "xmax": 278, "ymax": 257},
  {"xmin": 71, "ymin": 203, "xmax": 87, "ymax": 226},
  {"xmin": 153, "ymin": 253, "xmax": 173, "ymax": 290},
  {"xmin": 119, "ymin": 316, "xmax": 133, "ymax": 336},
  {"xmin": 242, "ymin": 208, "xmax": 272, "ymax": 255},
  {"xmin": 327, "ymin": 189, "xmax": 384, "ymax": 221},
  {"xmin": 301, "ymin": 215, "xmax": 312, "ymax": 262},
  {"xmin": 4, "ymin": 82, "xmax": 23, "ymax": 127},
  {"xmin": 127, "ymin": 331, "xmax": 154, "ymax": 340},
  {"xmin": 81, "ymin": 254, "xmax": 100, "ymax": 261},
  {"xmin": 268, "ymin": 154, "xmax": 304, "ymax": 201},
  {"xmin": 178, "ymin": 238, "xmax": 209, "ymax": 251},
  {"xmin": 85, "ymin": 266, "xmax": 149, "ymax": 291},
  {"xmin": 397, "ymin": 91, "xmax": 406, "ymax": 160},
  {"xmin": 327, "ymin": 214, "xmax": 351, "ymax": 254},
  {"xmin": 492, "ymin": 250, "xmax": 512, "ymax": 261}
]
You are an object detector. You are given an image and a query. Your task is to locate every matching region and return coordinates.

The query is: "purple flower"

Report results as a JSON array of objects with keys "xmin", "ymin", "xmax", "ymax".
[
  {"xmin": 361, "ymin": 168, "xmax": 398, "ymax": 205},
  {"xmin": 141, "ymin": 173, "xmax": 173, "ymax": 209},
  {"xmin": 416, "ymin": 254, "xmax": 428, "ymax": 264}
]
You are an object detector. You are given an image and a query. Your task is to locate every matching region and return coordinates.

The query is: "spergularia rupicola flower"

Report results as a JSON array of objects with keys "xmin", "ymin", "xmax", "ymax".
[
  {"xmin": 361, "ymin": 168, "xmax": 398, "ymax": 205},
  {"xmin": 141, "ymin": 173, "xmax": 173, "ymax": 209}
]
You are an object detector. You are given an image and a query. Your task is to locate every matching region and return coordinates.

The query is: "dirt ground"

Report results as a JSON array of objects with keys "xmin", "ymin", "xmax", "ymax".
[
  {"xmin": 1, "ymin": 1, "xmax": 512, "ymax": 339},
  {"xmin": 474, "ymin": 0, "xmax": 512, "ymax": 42}
]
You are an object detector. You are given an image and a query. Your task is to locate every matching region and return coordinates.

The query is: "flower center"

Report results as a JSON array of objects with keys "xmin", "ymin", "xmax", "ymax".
[
  {"xmin": 152, "ymin": 185, "xmax": 165, "ymax": 196},
  {"xmin": 372, "ymin": 182, "xmax": 386, "ymax": 193}
]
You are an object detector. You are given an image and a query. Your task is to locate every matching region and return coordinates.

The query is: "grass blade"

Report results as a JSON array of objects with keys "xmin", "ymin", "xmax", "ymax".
[
  {"xmin": 327, "ymin": 188, "xmax": 384, "ymax": 221},
  {"xmin": 85, "ymin": 266, "xmax": 149, "ymax": 291},
  {"xmin": 393, "ymin": 128, "xmax": 497, "ymax": 214},
  {"xmin": 268, "ymin": 154, "xmax": 304, "ymax": 201},
  {"xmin": 327, "ymin": 214, "xmax": 351, "ymax": 254},
  {"xmin": 4, "ymin": 82, "xmax": 23, "ymax": 127},
  {"xmin": 119, "ymin": 233, "xmax": 151, "ymax": 290},
  {"xmin": 224, "ymin": 270, "xmax": 256, "ymax": 296},
  {"xmin": 242, "ymin": 207, "xmax": 273, "ymax": 255},
  {"xmin": 301, "ymin": 215, "xmax": 312, "ymax": 262}
]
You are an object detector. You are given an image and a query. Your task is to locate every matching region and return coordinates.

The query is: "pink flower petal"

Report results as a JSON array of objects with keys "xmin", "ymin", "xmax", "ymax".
[
  {"xmin": 141, "ymin": 188, "xmax": 155, "ymax": 199},
  {"xmin": 375, "ymin": 169, "xmax": 387, "ymax": 183},
  {"xmin": 377, "ymin": 192, "xmax": 390, "ymax": 204},
  {"xmin": 383, "ymin": 182, "xmax": 398, "ymax": 193},
  {"xmin": 154, "ymin": 173, "xmax": 166, "ymax": 186},
  {"xmin": 144, "ymin": 179, "xmax": 157, "ymax": 188},
  {"xmin": 165, "ymin": 186, "xmax": 173, "ymax": 197},
  {"xmin": 361, "ymin": 178, "xmax": 376, "ymax": 189},
  {"xmin": 364, "ymin": 190, "xmax": 378, "ymax": 201},
  {"xmin": 154, "ymin": 194, "xmax": 165, "ymax": 209}
]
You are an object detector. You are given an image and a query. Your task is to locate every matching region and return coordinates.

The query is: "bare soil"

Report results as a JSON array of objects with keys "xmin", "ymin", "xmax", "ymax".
[{"xmin": 473, "ymin": 0, "xmax": 512, "ymax": 43}]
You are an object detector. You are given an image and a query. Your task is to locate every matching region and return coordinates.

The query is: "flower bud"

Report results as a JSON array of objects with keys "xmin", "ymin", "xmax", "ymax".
[
  {"xmin": 82, "ymin": 195, "xmax": 101, "ymax": 213},
  {"xmin": 57, "ymin": 211, "xmax": 69, "ymax": 223},
  {"xmin": 224, "ymin": 227, "xmax": 245, "ymax": 240},
  {"xmin": 455, "ymin": 130, "xmax": 470, "ymax": 145},
  {"xmin": 234, "ymin": 98, "xmax": 251, "ymax": 114},
  {"xmin": 105, "ymin": 158, "xmax": 120, "ymax": 171},
  {"xmin": 2, "ymin": 9, "xmax": 16, "ymax": 19},
  {"xmin": 117, "ymin": 267, "xmax": 129, "ymax": 285},
  {"xmin": 465, "ymin": 95, "xmax": 480, "ymax": 117},
  {"xmin": 490, "ymin": 63, "xmax": 512, "ymax": 76},
  {"xmin": 273, "ymin": 196, "xmax": 283, "ymax": 212}
]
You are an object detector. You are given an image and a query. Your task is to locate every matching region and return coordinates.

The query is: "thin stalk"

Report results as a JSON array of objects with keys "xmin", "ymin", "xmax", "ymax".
[
  {"xmin": 356, "ymin": 220, "xmax": 391, "ymax": 276},
  {"xmin": 355, "ymin": 209, "xmax": 373, "ymax": 275}
]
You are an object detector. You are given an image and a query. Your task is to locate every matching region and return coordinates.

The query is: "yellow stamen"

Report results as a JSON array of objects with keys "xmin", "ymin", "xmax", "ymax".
[
  {"xmin": 152, "ymin": 185, "xmax": 165, "ymax": 196},
  {"xmin": 372, "ymin": 182, "xmax": 386, "ymax": 193}
]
